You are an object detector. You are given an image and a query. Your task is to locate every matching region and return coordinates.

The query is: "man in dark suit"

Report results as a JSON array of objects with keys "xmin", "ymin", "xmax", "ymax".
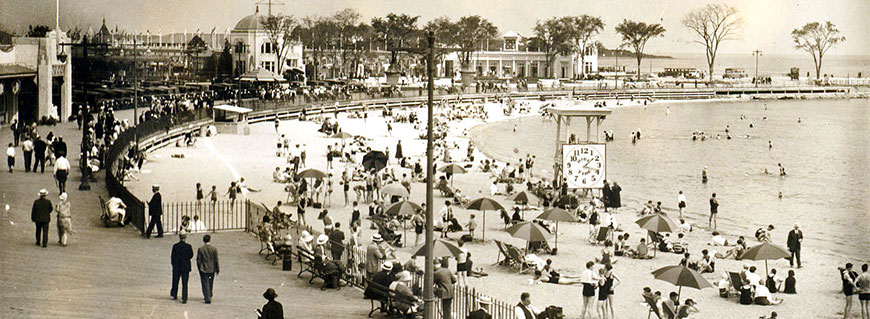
[
  {"xmin": 171, "ymin": 233, "xmax": 194, "ymax": 303},
  {"xmin": 787, "ymin": 223, "xmax": 803, "ymax": 268},
  {"xmin": 52, "ymin": 136, "xmax": 67, "ymax": 157},
  {"xmin": 30, "ymin": 189, "xmax": 52, "ymax": 247},
  {"xmin": 144, "ymin": 185, "xmax": 163, "ymax": 238},
  {"xmin": 32, "ymin": 135, "xmax": 47, "ymax": 173},
  {"xmin": 328, "ymin": 222, "xmax": 346, "ymax": 261},
  {"xmin": 197, "ymin": 234, "xmax": 219, "ymax": 304},
  {"xmin": 466, "ymin": 296, "xmax": 493, "ymax": 319},
  {"xmin": 434, "ymin": 258, "xmax": 457, "ymax": 319}
]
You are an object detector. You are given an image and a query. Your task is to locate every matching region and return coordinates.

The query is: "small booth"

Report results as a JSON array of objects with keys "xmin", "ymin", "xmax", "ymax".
[{"xmin": 212, "ymin": 104, "xmax": 252, "ymax": 135}]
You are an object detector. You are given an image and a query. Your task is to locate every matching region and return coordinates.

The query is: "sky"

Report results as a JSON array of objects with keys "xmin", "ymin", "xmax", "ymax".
[{"xmin": 1, "ymin": 0, "xmax": 868, "ymax": 56}]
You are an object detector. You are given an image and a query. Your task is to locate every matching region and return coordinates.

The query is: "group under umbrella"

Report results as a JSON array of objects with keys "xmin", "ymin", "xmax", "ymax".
[
  {"xmin": 534, "ymin": 208, "xmax": 577, "ymax": 249},
  {"xmin": 739, "ymin": 242, "xmax": 792, "ymax": 279},
  {"xmin": 635, "ymin": 213, "xmax": 679, "ymax": 257},
  {"xmin": 465, "ymin": 197, "xmax": 506, "ymax": 241},
  {"xmin": 651, "ymin": 265, "xmax": 713, "ymax": 300},
  {"xmin": 506, "ymin": 221, "xmax": 552, "ymax": 243}
]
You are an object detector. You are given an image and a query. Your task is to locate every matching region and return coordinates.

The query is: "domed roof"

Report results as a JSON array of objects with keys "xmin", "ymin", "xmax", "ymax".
[{"xmin": 234, "ymin": 10, "xmax": 263, "ymax": 32}]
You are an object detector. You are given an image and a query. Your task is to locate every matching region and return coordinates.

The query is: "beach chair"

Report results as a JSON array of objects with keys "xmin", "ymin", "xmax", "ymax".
[
  {"xmin": 494, "ymin": 240, "xmax": 513, "ymax": 266},
  {"xmin": 661, "ymin": 302, "xmax": 676, "ymax": 319},
  {"xmin": 643, "ymin": 295, "xmax": 662, "ymax": 319},
  {"xmin": 506, "ymin": 245, "xmax": 534, "ymax": 274},
  {"xmin": 728, "ymin": 272, "xmax": 744, "ymax": 298},
  {"xmin": 593, "ymin": 226, "xmax": 612, "ymax": 244}
]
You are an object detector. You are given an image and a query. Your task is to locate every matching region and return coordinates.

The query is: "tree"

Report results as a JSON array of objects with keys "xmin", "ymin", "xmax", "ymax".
[
  {"xmin": 792, "ymin": 21, "xmax": 845, "ymax": 80},
  {"xmin": 260, "ymin": 14, "xmax": 297, "ymax": 74},
  {"xmin": 614, "ymin": 19, "xmax": 665, "ymax": 80},
  {"xmin": 453, "ymin": 16, "xmax": 498, "ymax": 70},
  {"xmin": 26, "ymin": 25, "xmax": 51, "ymax": 38},
  {"xmin": 218, "ymin": 40, "xmax": 234, "ymax": 77},
  {"xmin": 371, "ymin": 13, "xmax": 419, "ymax": 71},
  {"xmin": 293, "ymin": 16, "xmax": 332, "ymax": 80},
  {"xmin": 332, "ymin": 8, "xmax": 362, "ymax": 78},
  {"xmin": 531, "ymin": 17, "xmax": 572, "ymax": 78},
  {"xmin": 682, "ymin": 4, "xmax": 744, "ymax": 82},
  {"xmin": 562, "ymin": 15, "xmax": 604, "ymax": 78}
]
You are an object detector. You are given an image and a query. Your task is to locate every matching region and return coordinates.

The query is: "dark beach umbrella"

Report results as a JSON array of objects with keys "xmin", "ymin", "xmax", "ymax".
[
  {"xmin": 635, "ymin": 213, "xmax": 678, "ymax": 257},
  {"xmin": 362, "ymin": 151, "xmax": 388, "ymax": 172},
  {"xmin": 535, "ymin": 208, "xmax": 577, "ymax": 249},
  {"xmin": 412, "ymin": 239, "xmax": 463, "ymax": 258},
  {"xmin": 385, "ymin": 200, "xmax": 423, "ymax": 243},
  {"xmin": 438, "ymin": 163, "xmax": 467, "ymax": 186},
  {"xmin": 296, "ymin": 168, "xmax": 327, "ymax": 180},
  {"xmin": 555, "ymin": 195, "xmax": 580, "ymax": 209},
  {"xmin": 739, "ymin": 242, "xmax": 792, "ymax": 278},
  {"xmin": 506, "ymin": 221, "xmax": 551, "ymax": 243},
  {"xmin": 651, "ymin": 265, "xmax": 713, "ymax": 300},
  {"xmin": 509, "ymin": 191, "xmax": 537, "ymax": 205},
  {"xmin": 465, "ymin": 197, "xmax": 506, "ymax": 241}
]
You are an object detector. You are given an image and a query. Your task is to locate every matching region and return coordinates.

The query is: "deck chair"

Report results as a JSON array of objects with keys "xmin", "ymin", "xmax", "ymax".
[
  {"xmin": 644, "ymin": 295, "xmax": 662, "ymax": 319},
  {"xmin": 494, "ymin": 240, "xmax": 513, "ymax": 266},
  {"xmin": 594, "ymin": 226, "xmax": 612, "ymax": 244},
  {"xmin": 506, "ymin": 246, "xmax": 534, "ymax": 274},
  {"xmin": 661, "ymin": 302, "xmax": 676, "ymax": 319},
  {"xmin": 728, "ymin": 272, "xmax": 744, "ymax": 297}
]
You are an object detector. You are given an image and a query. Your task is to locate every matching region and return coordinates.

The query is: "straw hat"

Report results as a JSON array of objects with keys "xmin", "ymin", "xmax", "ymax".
[
  {"xmin": 301, "ymin": 231, "xmax": 314, "ymax": 243},
  {"xmin": 372, "ymin": 233, "xmax": 383, "ymax": 242},
  {"xmin": 396, "ymin": 270, "xmax": 412, "ymax": 282},
  {"xmin": 477, "ymin": 296, "xmax": 492, "ymax": 306},
  {"xmin": 58, "ymin": 193, "xmax": 68, "ymax": 201},
  {"xmin": 38, "ymin": 189, "xmax": 48, "ymax": 196},
  {"xmin": 381, "ymin": 261, "xmax": 393, "ymax": 271},
  {"xmin": 316, "ymin": 234, "xmax": 329, "ymax": 245},
  {"xmin": 152, "ymin": 184, "xmax": 160, "ymax": 191}
]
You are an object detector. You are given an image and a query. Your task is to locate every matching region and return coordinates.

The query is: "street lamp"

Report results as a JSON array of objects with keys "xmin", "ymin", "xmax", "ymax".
[{"xmin": 752, "ymin": 50, "xmax": 762, "ymax": 87}]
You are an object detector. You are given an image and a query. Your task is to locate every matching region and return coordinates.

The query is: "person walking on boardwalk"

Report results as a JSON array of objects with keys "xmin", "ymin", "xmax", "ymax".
[
  {"xmin": 197, "ymin": 234, "xmax": 219, "ymax": 304},
  {"xmin": 259, "ymin": 288, "xmax": 283, "ymax": 319},
  {"xmin": 171, "ymin": 233, "xmax": 194, "ymax": 303},
  {"xmin": 787, "ymin": 223, "xmax": 803, "ymax": 268},
  {"xmin": 31, "ymin": 189, "xmax": 52, "ymax": 247},
  {"xmin": 144, "ymin": 185, "xmax": 164, "ymax": 238},
  {"xmin": 6, "ymin": 143, "xmax": 15, "ymax": 173},
  {"xmin": 32, "ymin": 135, "xmax": 47, "ymax": 173},
  {"xmin": 55, "ymin": 193, "xmax": 72, "ymax": 246},
  {"xmin": 54, "ymin": 155, "xmax": 70, "ymax": 194}
]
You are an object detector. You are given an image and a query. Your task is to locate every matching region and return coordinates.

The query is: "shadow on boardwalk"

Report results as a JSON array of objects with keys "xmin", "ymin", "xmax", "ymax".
[{"xmin": 0, "ymin": 121, "xmax": 370, "ymax": 318}]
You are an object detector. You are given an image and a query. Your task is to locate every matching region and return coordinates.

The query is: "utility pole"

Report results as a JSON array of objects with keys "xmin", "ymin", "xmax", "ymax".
[
  {"xmin": 753, "ymin": 50, "xmax": 762, "ymax": 87},
  {"xmin": 423, "ymin": 30, "xmax": 436, "ymax": 319},
  {"xmin": 133, "ymin": 37, "xmax": 139, "ymax": 144}
]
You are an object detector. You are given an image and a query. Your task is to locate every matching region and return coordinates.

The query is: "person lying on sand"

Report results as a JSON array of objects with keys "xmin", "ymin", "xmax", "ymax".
[{"xmin": 532, "ymin": 270, "xmax": 586, "ymax": 285}]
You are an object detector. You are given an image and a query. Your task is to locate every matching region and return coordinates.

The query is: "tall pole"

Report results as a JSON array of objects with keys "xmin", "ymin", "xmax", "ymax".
[
  {"xmin": 753, "ymin": 50, "xmax": 762, "ymax": 87},
  {"xmin": 55, "ymin": 0, "xmax": 59, "ymax": 30},
  {"xmin": 614, "ymin": 49, "xmax": 619, "ymax": 90},
  {"xmin": 423, "ymin": 30, "xmax": 436, "ymax": 319}
]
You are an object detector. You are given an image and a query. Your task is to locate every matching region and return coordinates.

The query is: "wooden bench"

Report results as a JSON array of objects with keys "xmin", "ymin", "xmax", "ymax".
[
  {"xmin": 364, "ymin": 280, "xmax": 421, "ymax": 318},
  {"xmin": 296, "ymin": 248, "xmax": 342, "ymax": 290}
]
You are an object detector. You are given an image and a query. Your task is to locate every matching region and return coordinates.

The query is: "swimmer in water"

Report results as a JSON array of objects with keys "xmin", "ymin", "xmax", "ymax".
[
  {"xmin": 769, "ymin": 141, "xmax": 773, "ymax": 150},
  {"xmin": 716, "ymin": 134, "xmax": 721, "ymax": 140},
  {"xmin": 763, "ymin": 168, "xmax": 770, "ymax": 175},
  {"xmin": 666, "ymin": 106, "xmax": 670, "ymax": 116},
  {"xmin": 725, "ymin": 125, "xmax": 730, "ymax": 134},
  {"xmin": 798, "ymin": 117, "xmax": 802, "ymax": 123},
  {"xmin": 778, "ymin": 192, "xmax": 783, "ymax": 199},
  {"xmin": 749, "ymin": 122, "xmax": 754, "ymax": 128},
  {"xmin": 778, "ymin": 163, "xmax": 787, "ymax": 176}
]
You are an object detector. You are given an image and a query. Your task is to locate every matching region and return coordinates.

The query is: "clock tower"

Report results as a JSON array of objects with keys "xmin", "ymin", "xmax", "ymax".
[{"xmin": 547, "ymin": 102, "xmax": 612, "ymax": 190}]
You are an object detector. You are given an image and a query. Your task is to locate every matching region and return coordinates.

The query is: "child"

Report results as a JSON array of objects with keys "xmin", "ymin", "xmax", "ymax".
[{"xmin": 465, "ymin": 214, "xmax": 478, "ymax": 239}]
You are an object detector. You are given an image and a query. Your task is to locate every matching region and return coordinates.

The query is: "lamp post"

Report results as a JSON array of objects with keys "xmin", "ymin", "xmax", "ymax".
[{"xmin": 752, "ymin": 50, "xmax": 762, "ymax": 87}]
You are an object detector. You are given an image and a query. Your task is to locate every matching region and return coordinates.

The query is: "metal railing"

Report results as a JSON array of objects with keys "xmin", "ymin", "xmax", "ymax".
[{"xmin": 156, "ymin": 200, "xmax": 247, "ymax": 233}]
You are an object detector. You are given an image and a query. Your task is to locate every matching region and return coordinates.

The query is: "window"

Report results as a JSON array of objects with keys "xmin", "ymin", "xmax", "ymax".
[
  {"xmin": 261, "ymin": 43, "xmax": 274, "ymax": 54},
  {"xmin": 504, "ymin": 37, "xmax": 516, "ymax": 50},
  {"xmin": 286, "ymin": 58, "xmax": 298, "ymax": 68}
]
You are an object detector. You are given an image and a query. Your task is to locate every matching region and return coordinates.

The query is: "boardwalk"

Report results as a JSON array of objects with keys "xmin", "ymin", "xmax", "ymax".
[{"xmin": 0, "ymin": 121, "xmax": 371, "ymax": 318}]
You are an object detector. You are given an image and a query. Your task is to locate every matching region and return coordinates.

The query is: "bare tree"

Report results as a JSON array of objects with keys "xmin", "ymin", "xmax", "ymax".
[
  {"xmin": 615, "ymin": 19, "xmax": 665, "ymax": 80},
  {"xmin": 792, "ymin": 21, "xmax": 845, "ymax": 80},
  {"xmin": 260, "ymin": 14, "xmax": 297, "ymax": 74},
  {"xmin": 682, "ymin": 4, "xmax": 743, "ymax": 82}
]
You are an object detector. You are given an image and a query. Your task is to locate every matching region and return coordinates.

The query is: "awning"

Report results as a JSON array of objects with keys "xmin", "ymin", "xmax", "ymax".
[
  {"xmin": 0, "ymin": 64, "xmax": 37, "ymax": 79},
  {"xmin": 236, "ymin": 68, "xmax": 286, "ymax": 82},
  {"xmin": 213, "ymin": 104, "xmax": 252, "ymax": 114}
]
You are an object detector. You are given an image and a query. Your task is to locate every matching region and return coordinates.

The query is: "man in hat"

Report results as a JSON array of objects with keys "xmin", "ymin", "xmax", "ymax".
[
  {"xmin": 467, "ymin": 296, "xmax": 493, "ymax": 319},
  {"xmin": 259, "ymin": 288, "xmax": 283, "ymax": 319},
  {"xmin": 31, "ymin": 189, "xmax": 53, "ymax": 247},
  {"xmin": 144, "ymin": 185, "xmax": 164, "ymax": 238},
  {"xmin": 364, "ymin": 261, "xmax": 395, "ymax": 311},
  {"xmin": 32, "ymin": 134, "xmax": 47, "ymax": 173},
  {"xmin": 197, "ymin": 234, "xmax": 219, "ymax": 304},
  {"xmin": 314, "ymin": 234, "xmax": 329, "ymax": 262},
  {"xmin": 434, "ymin": 258, "xmax": 457, "ymax": 319},
  {"xmin": 365, "ymin": 234, "xmax": 385, "ymax": 279},
  {"xmin": 171, "ymin": 233, "xmax": 194, "ymax": 303},
  {"xmin": 787, "ymin": 223, "xmax": 803, "ymax": 268},
  {"xmin": 328, "ymin": 222, "xmax": 346, "ymax": 261}
]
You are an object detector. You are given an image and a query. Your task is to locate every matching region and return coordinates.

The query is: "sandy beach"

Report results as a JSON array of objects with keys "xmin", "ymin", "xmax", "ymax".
[{"xmin": 125, "ymin": 96, "xmax": 867, "ymax": 319}]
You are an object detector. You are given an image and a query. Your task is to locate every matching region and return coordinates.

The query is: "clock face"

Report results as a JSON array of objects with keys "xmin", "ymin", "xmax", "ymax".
[{"xmin": 562, "ymin": 144, "xmax": 606, "ymax": 189}]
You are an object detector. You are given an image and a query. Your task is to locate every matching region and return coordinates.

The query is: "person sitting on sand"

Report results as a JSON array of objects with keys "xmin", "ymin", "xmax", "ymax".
[
  {"xmin": 753, "ymin": 280, "xmax": 784, "ymax": 305},
  {"xmin": 614, "ymin": 234, "xmax": 627, "ymax": 256},
  {"xmin": 679, "ymin": 219, "xmax": 693, "ymax": 233},
  {"xmin": 710, "ymin": 231, "xmax": 735, "ymax": 246},
  {"xmin": 697, "ymin": 250, "xmax": 716, "ymax": 273},
  {"xmin": 676, "ymin": 299, "xmax": 699, "ymax": 318},
  {"xmin": 755, "ymin": 225, "xmax": 775, "ymax": 242},
  {"xmin": 671, "ymin": 233, "xmax": 688, "ymax": 254},
  {"xmin": 633, "ymin": 238, "xmax": 651, "ymax": 259},
  {"xmin": 783, "ymin": 270, "xmax": 797, "ymax": 294}
]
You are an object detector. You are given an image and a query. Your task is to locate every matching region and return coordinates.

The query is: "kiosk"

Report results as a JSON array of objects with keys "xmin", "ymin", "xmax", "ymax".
[
  {"xmin": 212, "ymin": 104, "xmax": 252, "ymax": 135},
  {"xmin": 547, "ymin": 102, "xmax": 612, "ymax": 191}
]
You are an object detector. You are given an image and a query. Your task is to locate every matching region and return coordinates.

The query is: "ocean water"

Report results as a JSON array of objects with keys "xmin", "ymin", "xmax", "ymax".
[
  {"xmin": 599, "ymin": 53, "xmax": 870, "ymax": 78},
  {"xmin": 470, "ymin": 98, "xmax": 870, "ymax": 259}
]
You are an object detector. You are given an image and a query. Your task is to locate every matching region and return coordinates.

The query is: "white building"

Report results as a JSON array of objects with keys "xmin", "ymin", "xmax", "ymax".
[
  {"xmin": 440, "ymin": 31, "xmax": 598, "ymax": 79},
  {"xmin": 0, "ymin": 30, "xmax": 72, "ymax": 124},
  {"xmin": 229, "ymin": 7, "xmax": 304, "ymax": 78}
]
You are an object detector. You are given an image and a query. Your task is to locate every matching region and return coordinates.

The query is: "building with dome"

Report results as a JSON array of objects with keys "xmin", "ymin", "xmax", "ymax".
[{"xmin": 229, "ymin": 7, "xmax": 304, "ymax": 79}]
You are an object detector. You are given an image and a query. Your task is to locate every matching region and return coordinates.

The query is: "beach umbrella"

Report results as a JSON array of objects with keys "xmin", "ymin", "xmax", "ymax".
[
  {"xmin": 510, "ymin": 190, "xmax": 539, "ymax": 220},
  {"xmin": 635, "ymin": 213, "xmax": 678, "ymax": 257},
  {"xmin": 535, "ymin": 208, "xmax": 577, "ymax": 250},
  {"xmin": 381, "ymin": 183, "xmax": 410, "ymax": 199},
  {"xmin": 739, "ymin": 242, "xmax": 791, "ymax": 279},
  {"xmin": 330, "ymin": 131, "xmax": 354, "ymax": 139},
  {"xmin": 506, "ymin": 221, "xmax": 552, "ymax": 243},
  {"xmin": 385, "ymin": 200, "xmax": 423, "ymax": 244},
  {"xmin": 362, "ymin": 151, "xmax": 388, "ymax": 172},
  {"xmin": 651, "ymin": 265, "xmax": 713, "ymax": 300},
  {"xmin": 465, "ymin": 197, "xmax": 506, "ymax": 241},
  {"xmin": 296, "ymin": 168, "xmax": 327, "ymax": 180},
  {"xmin": 438, "ymin": 163, "xmax": 467, "ymax": 186},
  {"xmin": 555, "ymin": 195, "xmax": 580, "ymax": 209},
  {"xmin": 412, "ymin": 239, "xmax": 463, "ymax": 258}
]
